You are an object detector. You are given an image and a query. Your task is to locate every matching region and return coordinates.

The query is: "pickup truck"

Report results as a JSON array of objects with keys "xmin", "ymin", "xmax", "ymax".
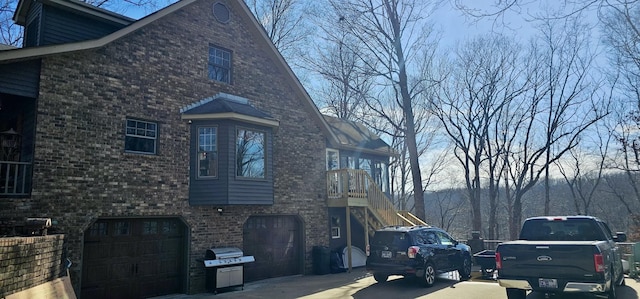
[{"xmin": 496, "ymin": 216, "xmax": 627, "ymax": 299}]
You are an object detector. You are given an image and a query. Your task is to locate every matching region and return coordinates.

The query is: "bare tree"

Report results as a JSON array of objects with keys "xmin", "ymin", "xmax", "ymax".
[
  {"xmin": 0, "ymin": 0, "xmax": 20, "ymax": 46},
  {"xmin": 602, "ymin": 1, "xmax": 640, "ymax": 211},
  {"xmin": 325, "ymin": 0, "xmax": 443, "ymax": 220},
  {"xmin": 536, "ymin": 15, "xmax": 605, "ymax": 215},
  {"xmin": 555, "ymin": 125, "xmax": 613, "ymax": 215},
  {"xmin": 303, "ymin": 8, "xmax": 373, "ymax": 121},
  {"xmin": 434, "ymin": 35, "xmax": 526, "ymax": 234},
  {"xmin": 245, "ymin": 0, "xmax": 312, "ymax": 67},
  {"xmin": 426, "ymin": 188, "xmax": 465, "ymax": 232},
  {"xmin": 503, "ymin": 39, "xmax": 606, "ymax": 239}
]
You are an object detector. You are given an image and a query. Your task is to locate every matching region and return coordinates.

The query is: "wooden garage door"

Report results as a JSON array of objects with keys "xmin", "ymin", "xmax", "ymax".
[
  {"xmin": 243, "ymin": 215, "xmax": 302, "ymax": 282},
  {"xmin": 81, "ymin": 218, "xmax": 186, "ymax": 299}
]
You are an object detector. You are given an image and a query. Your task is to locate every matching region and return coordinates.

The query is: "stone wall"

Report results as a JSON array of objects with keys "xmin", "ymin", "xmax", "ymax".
[{"xmin": 0, "ymin": 235, "xmax": 66, "ymax": 298}]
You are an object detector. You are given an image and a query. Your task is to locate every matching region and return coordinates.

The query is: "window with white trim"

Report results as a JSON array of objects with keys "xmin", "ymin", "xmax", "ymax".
[
  {"xmin": 208, "ymin": 46, "xmax": 231, "ymax": 84},
  {"xmin": 326, "ymin": 149, "xmax": 339, "ymax": 170},
  {"xmin": 198, "ymin": 126, "xmax": 218, "ymax": 178},
  {"xmin": 125, "ymin": 119, "xmax": 157, "ymax": 154}
]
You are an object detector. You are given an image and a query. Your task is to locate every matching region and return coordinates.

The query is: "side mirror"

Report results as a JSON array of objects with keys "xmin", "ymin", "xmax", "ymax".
[{"xmin": 614, "ymin": 232, "xmax": 627, "ymax": 243}]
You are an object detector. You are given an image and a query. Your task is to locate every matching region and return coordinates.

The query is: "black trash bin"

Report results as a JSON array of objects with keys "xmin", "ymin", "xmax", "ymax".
[{"xmin": 312, "ymin": 246, "xmax": 330, "ymax": 275}]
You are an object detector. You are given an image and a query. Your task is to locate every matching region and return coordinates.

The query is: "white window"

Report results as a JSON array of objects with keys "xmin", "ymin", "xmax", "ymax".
[
  {"xmin": 331, "ymin": 227, "xmax": 341, "ymax": 239},
  {"xmin": 208, "ymin": 46, "xmax": 231, "ymax": 83},
  {"xmin": 125, "ymin": 119, "xmax": 157, "ymax": 154},
  {"xmin": 326, "ymin": 149, "xmax": 339, "ymax": 170},
  {"xmin": 198, "ymin": 126, "xmax": 218, "ymax": 178}
]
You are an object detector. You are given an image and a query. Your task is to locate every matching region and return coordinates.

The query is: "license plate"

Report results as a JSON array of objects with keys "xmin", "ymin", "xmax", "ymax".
[
  {"xmin": 381, "ymin": 251, "xmax": 392, "ymax": 258},
  {"xmin": 538, "ymin": 278, "xmax": 557, "ymax": 288}
]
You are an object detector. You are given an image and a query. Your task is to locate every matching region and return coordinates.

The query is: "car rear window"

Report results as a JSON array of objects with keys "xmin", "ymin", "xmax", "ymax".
[
  {"xmin": 519, "ymin": 219, "xmax": 606, "ymax": 241},
  {"xmin": 371, "ymin": 231, "xmax": 411, "ymax": 248}
]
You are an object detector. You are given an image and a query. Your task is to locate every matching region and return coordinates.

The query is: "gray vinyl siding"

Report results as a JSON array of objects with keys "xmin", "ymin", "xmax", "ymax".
[
  {"xmin": 39, "ymin": 6, "xmax": 125, "ymax": 46},
  {"xmin": 0, "ymin": 60, "xmax": 41, "ymax": 98},
  {"xmin": 24, "ymin": 2, "xmax": 42, "ymax": 47},
  {"xmin": 188, "ymin": 119, "xmax": 274, "ymax": 206},
  {"xmin": 224, "ymin": 122, "xmax": 274, "ymax": 205}
]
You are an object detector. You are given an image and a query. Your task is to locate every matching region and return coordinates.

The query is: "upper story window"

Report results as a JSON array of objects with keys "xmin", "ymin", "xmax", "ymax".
[
  {"xmin": 125, "ymin": 119, "xmax": 157, "ymax": 154},
  {"xmin": 198, "ymin": 126, "xmax": 218, "ymax": 178},
  {"xmin": 236, "ymin": 128, "xmax": 265, "ymax": 178},
  {"xmin": 208, "ymin": 46, "xmax": 231, "ymax": 84}
]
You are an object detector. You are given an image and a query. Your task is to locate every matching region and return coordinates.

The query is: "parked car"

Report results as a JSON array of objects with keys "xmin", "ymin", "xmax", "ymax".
[
  {"xmin": 496, "ymin": 216, "xmax": 627, "ymax": 299},
  {"xmin": 366, "ymin": 225, "xmax": 472, "ymax": 287}
]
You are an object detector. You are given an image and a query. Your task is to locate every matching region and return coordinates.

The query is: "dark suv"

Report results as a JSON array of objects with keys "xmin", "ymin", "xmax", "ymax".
[{"xmin": 366, "ymin": 225, "xmax": 472, "ymax": 287}]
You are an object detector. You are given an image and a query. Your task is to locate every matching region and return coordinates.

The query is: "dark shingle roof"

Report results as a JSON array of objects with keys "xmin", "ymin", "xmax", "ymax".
[
  {"xmin": 323, "ymin": 115, "xmax": 393, "ymax": 155},
  {"xmin": 182, "ymin": 95, "xmax": 273, "ymax": 119}
]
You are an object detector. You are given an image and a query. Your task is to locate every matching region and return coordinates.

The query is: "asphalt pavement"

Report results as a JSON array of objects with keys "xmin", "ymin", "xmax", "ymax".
[{"xmin": 151, "ymin": 267, "xmax": 640, "ymax": 299}]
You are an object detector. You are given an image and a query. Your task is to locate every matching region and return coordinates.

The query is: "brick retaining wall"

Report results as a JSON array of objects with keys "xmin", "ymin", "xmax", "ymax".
[{"xmin": 0, "ymin": 235, "xmax": 66, "ymax": 297}]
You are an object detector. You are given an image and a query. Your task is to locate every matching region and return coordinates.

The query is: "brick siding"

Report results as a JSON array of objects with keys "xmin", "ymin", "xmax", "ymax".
[{"xmin": 0, "ymin": 0, "xmax": 329, "ymax": 295}]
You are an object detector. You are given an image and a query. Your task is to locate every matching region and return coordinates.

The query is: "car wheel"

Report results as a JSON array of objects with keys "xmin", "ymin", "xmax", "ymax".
[
  {"xmin": 373, "ymin": 273, "xmax": 388, "ymax": 283},
  {"xmin": 505, "ymin": 288, "xmax": 526, "ymax": 299},
  {"xmin": 421, "ymin": 262, "xmax": 436, "ymax": 287},
  {"xmin": 458, "ymin": 255, "xmax": 472, "ymax": 281}
]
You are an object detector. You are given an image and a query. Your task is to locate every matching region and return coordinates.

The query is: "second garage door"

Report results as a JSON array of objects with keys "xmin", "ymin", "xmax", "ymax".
[{"xmin": 243, "ymin": 215, "xmax": 303, "ymax": 282}]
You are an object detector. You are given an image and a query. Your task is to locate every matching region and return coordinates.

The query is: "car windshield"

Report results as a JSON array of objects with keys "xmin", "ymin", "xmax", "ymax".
[
  {"xmin": 519, "ymin": 219, "xmax": 606, "ymax": 241},
  {"xmin": 372, "ymin": 231, "xmax": 410, "ymax": 248}
]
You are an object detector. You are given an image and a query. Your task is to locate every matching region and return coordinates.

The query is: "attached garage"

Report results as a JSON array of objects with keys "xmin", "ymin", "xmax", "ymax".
[
  {"xmin": 81, "ymin": 218, "xmax": 187, "ymax": 299},
  {"xmin": 242, "ymin": 215, "xmax": 303, "ymax": 282}
]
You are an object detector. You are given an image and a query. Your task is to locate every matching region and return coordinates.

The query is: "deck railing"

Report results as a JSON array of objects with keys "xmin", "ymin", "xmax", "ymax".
[
  {"xmin": 327, "ymin": 169, "xmax": 408, "ymax": 227},
  {"xmin": 0, "ymin": 161, "xmax": 31, "ymax": 196}
]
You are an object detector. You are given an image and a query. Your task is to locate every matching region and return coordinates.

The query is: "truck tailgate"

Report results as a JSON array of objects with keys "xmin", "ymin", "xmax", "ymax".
[{"xmin": 498, "ymin": 241, "xmax": 600, "ymax": 280}]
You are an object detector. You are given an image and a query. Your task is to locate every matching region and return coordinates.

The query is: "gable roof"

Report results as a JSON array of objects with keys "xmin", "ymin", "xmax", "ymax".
[
  {"xmin": 1, "ymin": 0, "xmax": 339, "ymax": 146},
  {"xmin": 323, "ymin": 115, "xmax": 394, "ymax": 156}
]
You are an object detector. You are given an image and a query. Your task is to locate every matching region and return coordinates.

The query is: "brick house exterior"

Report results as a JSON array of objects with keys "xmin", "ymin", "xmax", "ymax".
[{"xmin": 0, "ymin": 0, "xmax": 340, "ymax": 297}]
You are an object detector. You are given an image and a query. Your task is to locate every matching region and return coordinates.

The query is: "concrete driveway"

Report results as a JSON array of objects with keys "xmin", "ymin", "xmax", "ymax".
[{"xmin": 153, "ymin": 268, "xmax": 640, "ymax": 299}]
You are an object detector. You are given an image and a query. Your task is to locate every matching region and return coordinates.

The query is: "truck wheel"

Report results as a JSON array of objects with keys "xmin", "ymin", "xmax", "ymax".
[
  {"xmin": 607, "ymin": 276, "xmax": 617, "ymax": 299},
  {"xmin": 420, "ymin": 262, "xmax": 436, "ymax": 287},
  {"xmin": 373, "ymin": 273, "xmax": 388, "ymax": 283},
  {"xmin": 458, "ymin": 255, "xmax": 472, "ymax": 281},
  {"xmin": 618, "ymin": 266, "xmax": 626, "ymax": 286},
  {"xmin": 506, "ymin": 288, "xmax": 526, "ymax": 299}
]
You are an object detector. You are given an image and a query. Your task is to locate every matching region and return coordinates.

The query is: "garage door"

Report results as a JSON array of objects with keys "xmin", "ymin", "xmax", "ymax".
[
  {"xmin": 243, "ymin": 215, "xmax": 302, "ymax": 282},
  {"xmin": 81, "ymin": 218, "xmax": 186, "ymax": 299}
]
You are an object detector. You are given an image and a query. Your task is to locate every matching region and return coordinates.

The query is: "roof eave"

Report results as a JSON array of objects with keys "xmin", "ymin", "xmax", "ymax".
[
  {"xmin": 335, "ymin": 143, "xmax": 396, "ymax": 158},
  {"xmin": 181, "ymin": 112, "xmax": 280, "ymax": 128},
  {"xmin": 2, "ymin": 0, "xmax": 198, "ymax": 64}
]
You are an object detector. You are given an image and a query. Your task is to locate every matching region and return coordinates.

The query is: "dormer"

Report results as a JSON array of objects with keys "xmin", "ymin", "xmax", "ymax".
[{"xmin": 13, "ymin": 0, "xmax": 135, "ymax": 48}]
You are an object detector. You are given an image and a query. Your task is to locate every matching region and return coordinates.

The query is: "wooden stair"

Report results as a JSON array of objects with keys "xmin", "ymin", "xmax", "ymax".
[{"xmin": 327, "ymin": 169, "xmax": 428, "ymax": 237}]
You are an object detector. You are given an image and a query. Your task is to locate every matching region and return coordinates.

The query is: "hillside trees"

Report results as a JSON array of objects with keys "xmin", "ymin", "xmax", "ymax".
[
  {"xmin": 434, "ymin": 35, "xmax": 526, "ymax": 236},
  {"xmin": 602, "ymin": 1, "xmax": 640, "ymax": 213}
]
